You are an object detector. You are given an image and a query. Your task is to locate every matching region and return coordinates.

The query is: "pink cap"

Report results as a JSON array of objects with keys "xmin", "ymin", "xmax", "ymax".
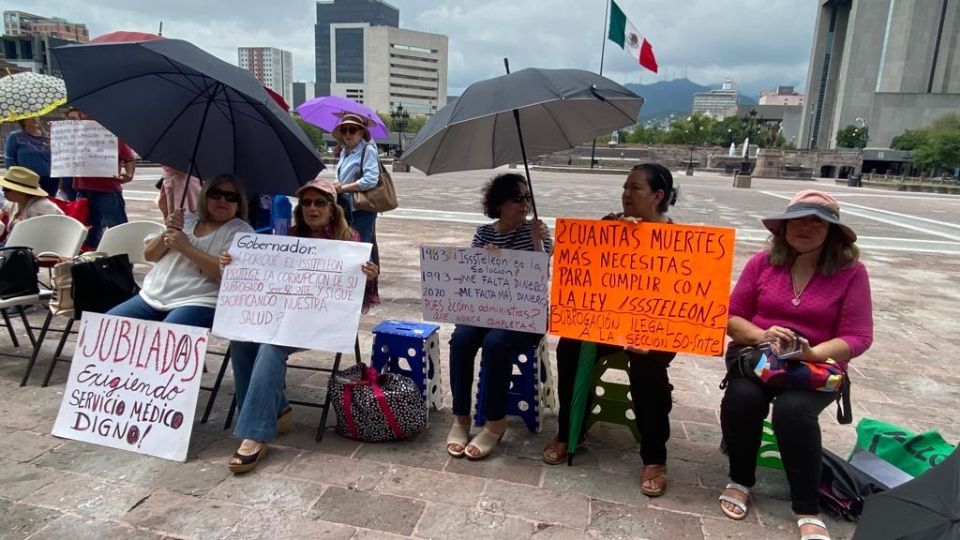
[{"xmin": 295, "ymin": 178, "xmax": 338, "ymax": 199}]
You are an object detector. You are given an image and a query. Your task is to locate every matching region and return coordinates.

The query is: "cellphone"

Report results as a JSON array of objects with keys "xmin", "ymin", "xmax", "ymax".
[{"xmin": 778, "ymin": 337, "xmax": 807, "ymax": 360}]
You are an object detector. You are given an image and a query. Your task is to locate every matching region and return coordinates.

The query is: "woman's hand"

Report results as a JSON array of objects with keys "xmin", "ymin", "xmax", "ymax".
[
  {"xmin": 361, "ymin": 261, "xmax": 379, "ymax": 281},
  {"xmin": 163, "ymin": 228, "xmax": 191, "ymax": 252},
  {"xmin": 219, "ymin": 250, "xmax": 233, "ymax": 267},
  {"xmin": 531, "ymin": 219, "xmax": 550, "ymax": 245},
  {"xmin": 483, "ymin": 243, "xmax": 500, "ymax": 254},
  {"xmin": 799, "ymin": 337, "xmax": 822, "ymax": 362},
  {"xmin": 624, "ymin": 345, "xmax": 650, "ymax": 354},
  {"xmin": 166, "ymin": 209, "xmax": 184, "ymax": 231},
  {"xmin": 759, "ymin": 325, "xmax": 795, "ymax": 351}
]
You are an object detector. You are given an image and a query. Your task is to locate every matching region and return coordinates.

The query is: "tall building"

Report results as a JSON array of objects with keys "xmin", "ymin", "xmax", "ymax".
[
  {"xmin": 799, "ymin": 0, "xmax": 960, "ymax": 149},
  {"xmin": 238, "ymin": 47, "xmax": 294, "ymax": 107},
  {"xmin": 292, "ymin": 81, "xmax": 316, "ymax": 109},
  {"xmin": 314, "ymin": 0, "xmax": 399, "ymax": 97},
  {"xmin": 759, "ymin": 86, "xmax": 804, "ymax": 107},
  {"xmin": 692, "ymin": 80, "xmax": 739, "ymax": 118},
  {"xmin": 3, "ymin": 11, "xmax": 88, "ymax": 42}
]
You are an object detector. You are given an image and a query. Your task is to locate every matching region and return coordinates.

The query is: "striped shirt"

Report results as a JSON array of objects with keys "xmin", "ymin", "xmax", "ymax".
[{"xmin": 471, "ymin": 221, "xmax": 552, "ymax": 253}]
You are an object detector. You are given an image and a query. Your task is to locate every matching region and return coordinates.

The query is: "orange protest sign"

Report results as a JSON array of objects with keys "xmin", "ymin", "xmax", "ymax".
[{"xmin": 549, "ymin": 218, "xmax": 736, "ymax": 356}]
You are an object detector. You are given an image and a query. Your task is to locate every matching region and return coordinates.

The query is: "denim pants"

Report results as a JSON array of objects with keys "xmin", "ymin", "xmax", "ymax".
[
  {"xmin": 352, "ymin": 209, "xmax": 379, "ymax": 266},
  {"xmin": 448, "ymin": 324, "xmax": 543, "ymax": 422},
  {"xmin": 229, "ymin": 341, "xmax": 294, "ymax": 442},
  {"xmin": 83, "ymin": 190, "xmax": 128, "ymax": 248},
  {"xmin": 106, "ymin": 294, "xmax": 215, "ymax": 327}
]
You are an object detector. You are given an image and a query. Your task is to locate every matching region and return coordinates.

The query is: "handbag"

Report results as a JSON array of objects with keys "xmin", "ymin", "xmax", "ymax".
[
  {"xmin": 328, "ymin": 362, "xmax": 426, "ymax": 442},
  {"xmin": 0, "ymin": 246, "xmax": 39, "ymax": 299},
  {"xmin": 721, "ymin": 343, "xmax": 853, "ymax": 424},
  {"xmin": 851, "ymin": 418, "xmax": 956, "ymax": 481},
  {"xmin": 49, "ymin": 251, "xmax": 108, "ymax": 317},
  {"xmin": 349, "ymin": 143, "xmax": 398, "ymax": 213},
  {"xmin": 70, "ymin": 254, "xmax": 139, "ymax": 317}
]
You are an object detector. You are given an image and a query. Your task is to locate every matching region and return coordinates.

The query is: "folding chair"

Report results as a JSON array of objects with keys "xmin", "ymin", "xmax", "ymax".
[{"xmin": 217, "ymin": 337, "xmax": 363, "ymax": 442}]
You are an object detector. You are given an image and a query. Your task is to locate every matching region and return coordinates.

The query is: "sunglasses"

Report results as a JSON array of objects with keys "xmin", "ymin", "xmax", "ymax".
[
  {"xmin": 206, "ymin": 188, "xmax": 240, "ymax": 203},
  {"xmin": 510, "ymin": 193, "xmax": 532, "ymax": 203},
  {"xmin": 341, "ymin": 126, "xmax": 362, "ymax": 135},
  {"xmin": 300, "ymin": 197, "xmax": 331, "ymax": 208}
]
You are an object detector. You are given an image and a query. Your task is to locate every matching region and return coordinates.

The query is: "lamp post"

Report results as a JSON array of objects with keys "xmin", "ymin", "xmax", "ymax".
[{"xmin": 391, "ymin": 103, "xmax": 410, "ymax": 159}]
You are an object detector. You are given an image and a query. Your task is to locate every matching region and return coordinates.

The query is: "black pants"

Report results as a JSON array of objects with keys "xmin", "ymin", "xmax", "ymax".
[
  {"xmin": 555, "ymin": 337, "xmax": 675, "ymax": 465},
  {"xmin": 720, "ymin": 377, "xmax": 835, "ymax": 514}
]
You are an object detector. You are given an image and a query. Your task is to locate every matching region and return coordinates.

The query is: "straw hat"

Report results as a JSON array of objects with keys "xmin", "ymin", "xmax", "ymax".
[
  {"xmin": 0, "ymin": 166, "xmax": 47, "ymax": 197},
  {"xmin": 761, "ymin": 190, "xmax": 856, "ymax": 242},
  {"xmin": 332, "ymin": 113, "xmax": 372, "ymax": 144}
]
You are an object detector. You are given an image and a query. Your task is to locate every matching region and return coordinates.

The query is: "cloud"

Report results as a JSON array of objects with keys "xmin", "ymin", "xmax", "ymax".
[{"xmin": 24, "ymin": 0, "xmax": 818, "ymax": 95}]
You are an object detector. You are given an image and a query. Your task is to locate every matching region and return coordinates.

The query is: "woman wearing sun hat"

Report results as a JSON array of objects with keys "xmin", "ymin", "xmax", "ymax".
[
  {"xmin": 0, "ymin": 166, "xmax": 63, "ymax": 242},
  {"xmin": 717, "ymin": 190, "xmax": 873, "ymax": 540}
]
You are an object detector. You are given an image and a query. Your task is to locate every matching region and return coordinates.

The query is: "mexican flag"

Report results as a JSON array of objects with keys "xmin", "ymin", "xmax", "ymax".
[{"xmin": 608, "ymin": 0, "xmax": 659, "ymax": 73}]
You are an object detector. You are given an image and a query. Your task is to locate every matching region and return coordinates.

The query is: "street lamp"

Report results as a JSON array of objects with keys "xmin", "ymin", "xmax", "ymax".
[{"xmin": 391, "ymin": 103, "xmax": 410, "ymax": 159}]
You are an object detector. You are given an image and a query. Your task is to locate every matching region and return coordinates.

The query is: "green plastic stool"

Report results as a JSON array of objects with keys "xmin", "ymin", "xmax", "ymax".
[
  {"xmin": 757, "ymin": 419, "xmax": 783, "ymax": 469},
  {"xmin": 584, "ymin": 352, "xmax": 642, "ymax": 442}
]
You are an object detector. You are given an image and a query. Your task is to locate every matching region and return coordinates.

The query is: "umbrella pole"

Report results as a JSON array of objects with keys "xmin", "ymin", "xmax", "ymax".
[
  {"xmin": 502, "ymin": 58, "xmax": 540, "ymax": 223},
  {"xmin": 179, "ymin": 83, "xmax": 221, "ymax": 208}
]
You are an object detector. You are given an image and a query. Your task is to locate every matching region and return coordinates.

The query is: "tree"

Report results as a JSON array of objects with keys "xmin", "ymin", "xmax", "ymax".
[
  {"xmin": 892, "ymin": 113, "xmax": 960, "ymax": 175},
  {"xmin": 891, "ymin": 129, "xmax": 929, "ymax": 151},
  {"xmin": 293, "ymin": 115, "xmax": 325, "ymax": 151},
  {"xmin": 836, "ymin": 124, "xmax": 869, "ymax": 149}
]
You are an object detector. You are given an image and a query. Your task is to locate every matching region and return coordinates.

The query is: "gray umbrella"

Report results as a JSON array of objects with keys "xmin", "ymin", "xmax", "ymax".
[{"xmin": 402, "ymin": 67, "xmax": 643, "ymax": 176}]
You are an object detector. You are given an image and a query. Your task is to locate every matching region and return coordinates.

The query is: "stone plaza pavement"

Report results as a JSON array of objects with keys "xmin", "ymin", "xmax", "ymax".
[{"xmin": 1, "ymin": 167, "xmax": 959, "ymax": 539}]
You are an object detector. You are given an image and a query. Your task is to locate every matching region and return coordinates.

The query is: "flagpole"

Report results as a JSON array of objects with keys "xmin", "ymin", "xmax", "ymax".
[{"xmin": 590, "ymin": 0, "xmax": 611, "ymax": 169}]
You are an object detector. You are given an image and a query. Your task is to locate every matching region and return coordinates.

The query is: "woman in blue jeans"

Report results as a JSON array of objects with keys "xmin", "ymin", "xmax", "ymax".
[
  {"xmin": 219, "ymin": 179, "xmax": 378, "ymax": 474},
  {"xmin": 107, "ymin": 174, "xmax": 252, "ymax": 326},
  {"xmin": 446, "ymin": 173, "xmax": 551, "ymax": 460}
]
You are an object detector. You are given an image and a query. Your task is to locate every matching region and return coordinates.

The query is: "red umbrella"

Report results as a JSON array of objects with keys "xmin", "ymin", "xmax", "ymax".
[
  {"xmin": 264, "ymin": 87, "xmax": 289, "ymax": 112},
  {"xmin": 91, "ymin": 31, "xmax": 163, "ymax": 43}
]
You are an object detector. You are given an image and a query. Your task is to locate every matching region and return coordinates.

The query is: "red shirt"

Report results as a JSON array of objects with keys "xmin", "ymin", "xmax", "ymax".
[{"xmin": 72, "ymin": 140, "xmax": 136, "ymax": 193}]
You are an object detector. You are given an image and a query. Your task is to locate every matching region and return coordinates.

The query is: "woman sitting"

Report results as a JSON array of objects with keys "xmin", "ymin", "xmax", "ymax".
[
  {"xmin": 106, "ymin": 174, "xmax": 253, "ymax": 327},
  {"xmin": 541, "ymin": 163, "xmax": 679, "ymax": 498},
  {"xmin": 446, "ymin": 173, "xmax": 551, "ymax": 460},
  {"xmin": 220, "ymin": 179, "xmax": 378, "ymax": 474},
  {"xmin": 0, "ymin": 166, "xmax": 63, "ymax": 243},
  {"xmin": 717, "ymin": 190, "xmax": 873, "ymax": 540}
]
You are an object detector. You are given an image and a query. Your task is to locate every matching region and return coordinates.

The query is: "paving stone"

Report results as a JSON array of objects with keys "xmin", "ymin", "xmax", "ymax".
[
  {"xmin": 0, "ymin": 427, "xmax": 62, "ymax": 463},
  {"xmin": 0, "ymin": 397, "xmax": 49, "ymax": 431},
  {"xmin": 379, "ymin": 464, "xmax": 486, "ymax": 507},
  {"xmin": 414, "ymin": 502, "xmax": 534, "ymax": 539},
  {"xmin": 542, "ymin": 463, "xmax": 641, "ymax": 507},
  {"xmin": 27, "ymin": 514, "xmax": 161, "ymax": 540},
  {"xmin": 480, "ymin": 480, "xmax": 590, "ymax": 528},
  {"xmin": 206, "ymin": 474, "xmax": 326, "ymax": 514},
  {"xmin": 701, "ymin": 517, "xmax": 795, "ymax": 540},
  {"xmin": 683, "ymin": 422, "xmax": 724, "ymax": 445},
  {"xmin": 0, "ymin": 499, "xmax": 61, "ymax": 540},
  {"xmin": 349, "ymin": 528, "xmax": 413, "ymax": 540},
  {"xmin": 308, "ymin": 487, "xmax": 425, "ymax": 535},
  {"xmin": 0, "ymin": 461, "xmax": 61, "ymax": 501},
  {"xmin": 284, "ymin": 452, "xmax": 387, "ymax": 490},
  {"xmin": 649, "ymin": 481, "xmax": 758, "ymax": 524},
  {"xmin": 587, "ymin": 499, "xmax": 704, "ymax": 539},
  {"xmin": 280, "ymin": 428, "xmax": 362, "ymax": 457},
  {"xmin": 231, "ymin": 509, "xmax": 356, "ymax": 540},
  {"xmin": 445, "ymin": 451, "xmax": 544, "ymax": 487},
  {"xmin": 353, "ymin": 427, "xmax": 451, "ymax": 471},
  {"xmin": 529, "ymin": 524, "xmax": 589, "ymax": 540},
  {"xmin": 122, "ymin": 491, "xmax": 250, "ymax": 540},
  {"xmin": 195, "ymin": 437, "xmax": 302, "ymax": 475},
  {"xmin": 22, "ymin": 473, "xmax": 152, "ymax": 519}
]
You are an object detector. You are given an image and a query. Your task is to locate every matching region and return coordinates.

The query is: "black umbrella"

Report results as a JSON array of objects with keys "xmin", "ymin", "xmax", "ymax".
[
  {"xmin": 53, "ymin": 39, "xmax": 323, "ymax": 201},
  {"xmin": 401, "ymin": 64, "xmax": 643, "ymax": 219},
  {"xmin": 853, "ymin": 448, "xmax": 960, "ymax": 539}
]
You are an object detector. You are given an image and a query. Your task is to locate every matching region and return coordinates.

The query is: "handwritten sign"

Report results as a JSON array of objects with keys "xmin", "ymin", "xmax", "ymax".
[
  {"xmin": 549, "ymin": 219, "xmax": 736, "ymax": 356},
  {"xmin": 212, "ymin": 234, "xmax": 371, "ymax": 352},
  {"xmin": 51, "ymin": 314, "xmax": 208, "ymax": 462},
  {"xmin": 50, "ymin": 120, "xmax": 119, "ymax": 177},
  {"xmin": 420, "ymin": 246, "xmax": 549, "ymax": 333}
]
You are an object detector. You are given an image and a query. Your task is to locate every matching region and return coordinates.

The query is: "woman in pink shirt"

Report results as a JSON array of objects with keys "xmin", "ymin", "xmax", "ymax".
[{"xmin": 717, "ymin": 190, "xmax": 872, "ymax": 540}]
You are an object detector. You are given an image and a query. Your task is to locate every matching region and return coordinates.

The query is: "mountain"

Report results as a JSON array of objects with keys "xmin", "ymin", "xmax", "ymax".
[{"xmin": 624, "ymin": 78, "xmax": 757, "ymax": 119}]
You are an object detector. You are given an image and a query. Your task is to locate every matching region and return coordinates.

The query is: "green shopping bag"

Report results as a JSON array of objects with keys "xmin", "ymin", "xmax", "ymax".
[{"xmin": 852, "ymin": 418, "xmax": 956, "ymax": 480}]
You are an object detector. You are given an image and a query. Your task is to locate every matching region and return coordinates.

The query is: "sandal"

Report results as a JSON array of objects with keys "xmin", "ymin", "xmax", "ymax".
[
  {"xmin": 639, "ymin": 464, "xmax": 668, "ymax": 497},
  {"xmin": 542, "ymin": 440, "xmax": 568, "ymax": 465},
  {"xmin": 464, "ymin": 429, "xmax": 505, "ymax": 460},
  {"xmin": 277, "ymin": 406, "xmax": 293, "ymax": 435},
  {"xmin": 797, "ymin": 517, "xmax": 831, "ymax": 540},
  {"xmin": 446, "ymin": 422, "xmax": 471, "ymax": 458},
  {"xmin": 228, "ymin": 442, "xmax": 268, "ymax": 475},
  {"xmin": 718, "ymin": 482, "xmax": 751, "ymax": 520}
]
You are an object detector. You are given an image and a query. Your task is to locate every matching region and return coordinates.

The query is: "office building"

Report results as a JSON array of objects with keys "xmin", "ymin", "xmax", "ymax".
[
  {"xmin": 1, "ymin": 35, "xmax": 79, "ymax": 75},
  {"xmin": 238, "ymin": 47, "xmax": 294, "ymax": 107},
  {"xmin": 759, "ymin": 86, "xmax": 804, "ymax": 107},
  {"xmin": 692, "ymin": 80, "xmax": 739, "ymax": 118},
  {"xmin": 799, "ymin": 0, "xmax": 960, "ymax": 149},
  {"xmin": 315, "ymin": 0, "xmax": 399, "ymax": 97},
  {"xmin": 3, "ymin": 11, "xmax": 88, "ymax": 42},
  {"xmin": 293, "ymin": 81, "xmax": 315, "ymax": 109}
]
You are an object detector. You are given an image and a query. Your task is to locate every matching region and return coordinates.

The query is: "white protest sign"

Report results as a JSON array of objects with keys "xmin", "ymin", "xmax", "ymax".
[
  {"xmin": 213, "ymin": 233, "xmax": 372, "ymax": 352},
  {"xmin": 50, "ymin": 120, "xmax": 119, "ymax": 178},
  {"xmin": 420, "ymin": 246, "xmax": 550, "ymax": 333},
  {"xmin": 51, "ymin": 313, "xmax": 209, "ymax": 462}
]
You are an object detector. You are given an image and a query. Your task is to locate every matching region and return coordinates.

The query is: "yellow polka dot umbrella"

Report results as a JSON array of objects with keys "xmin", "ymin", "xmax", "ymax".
[{"xmin": 0, "ymin": 72, "xmax": 68, "ymax": 123}]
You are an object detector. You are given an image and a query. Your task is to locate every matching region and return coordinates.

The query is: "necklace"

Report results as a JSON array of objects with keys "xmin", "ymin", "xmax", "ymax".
[{"xmin": 790, "ymin": 268, "xmax": 813, "ymax": 306}]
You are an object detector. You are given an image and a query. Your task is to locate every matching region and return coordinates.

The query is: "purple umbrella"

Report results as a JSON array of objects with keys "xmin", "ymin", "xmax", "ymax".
[{"xmin": 297, "ymin": 95, "xmax": 390, "ymax": 140}]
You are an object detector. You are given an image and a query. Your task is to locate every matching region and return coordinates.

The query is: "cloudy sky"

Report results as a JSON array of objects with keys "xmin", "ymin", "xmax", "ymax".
[{"xmin": 16, "ymin": 0, "xmax": 818, "ymax": 96}]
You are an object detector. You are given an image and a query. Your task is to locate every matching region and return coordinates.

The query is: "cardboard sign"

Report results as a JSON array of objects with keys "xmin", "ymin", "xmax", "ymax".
[
  {"xmin": 50, "ymin": 120, "xmax": 119, "ymax": 177},
  {"xmin": 212, "ymin": 233, "xmax": 371, "ymax": 352},
  {"xmin": 549, "ymin": 218, "xmax": 736, "ymax": 356},
  {"xmin": 51, "ymin": 314, "xmax": 208, "ymax": 462},
  {"xmin": 420, "ymin": 246, "xmax": 549, "ymax": 333}
]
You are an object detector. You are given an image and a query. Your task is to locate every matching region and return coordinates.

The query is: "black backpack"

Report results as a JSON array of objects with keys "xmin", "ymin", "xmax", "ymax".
[{"xmin": 0, "ymin": 247, "xmax": 39, "ymax": 299}]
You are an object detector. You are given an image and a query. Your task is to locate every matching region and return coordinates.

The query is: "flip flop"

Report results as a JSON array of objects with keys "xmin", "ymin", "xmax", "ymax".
[
  {"xmin": 542, "ymin": 440, "xmax": 568, "ymax": 465},
  {"xmin": 718, "ymin": 482, "xmax": 751, "ymax": 520}
]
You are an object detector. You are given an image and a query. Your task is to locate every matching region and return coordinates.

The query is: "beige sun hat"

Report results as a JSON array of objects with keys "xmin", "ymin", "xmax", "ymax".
[
  {"xmin": 0, "ymin": 166, "xmax": 47, "ymax": 197},
  {"xmin": 331, "ymin": 113, "xmax": 372, "ymax": 144},
  {"xmin": 761, "ymin": 189, "xmax": 856, "ymax": 242}
]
